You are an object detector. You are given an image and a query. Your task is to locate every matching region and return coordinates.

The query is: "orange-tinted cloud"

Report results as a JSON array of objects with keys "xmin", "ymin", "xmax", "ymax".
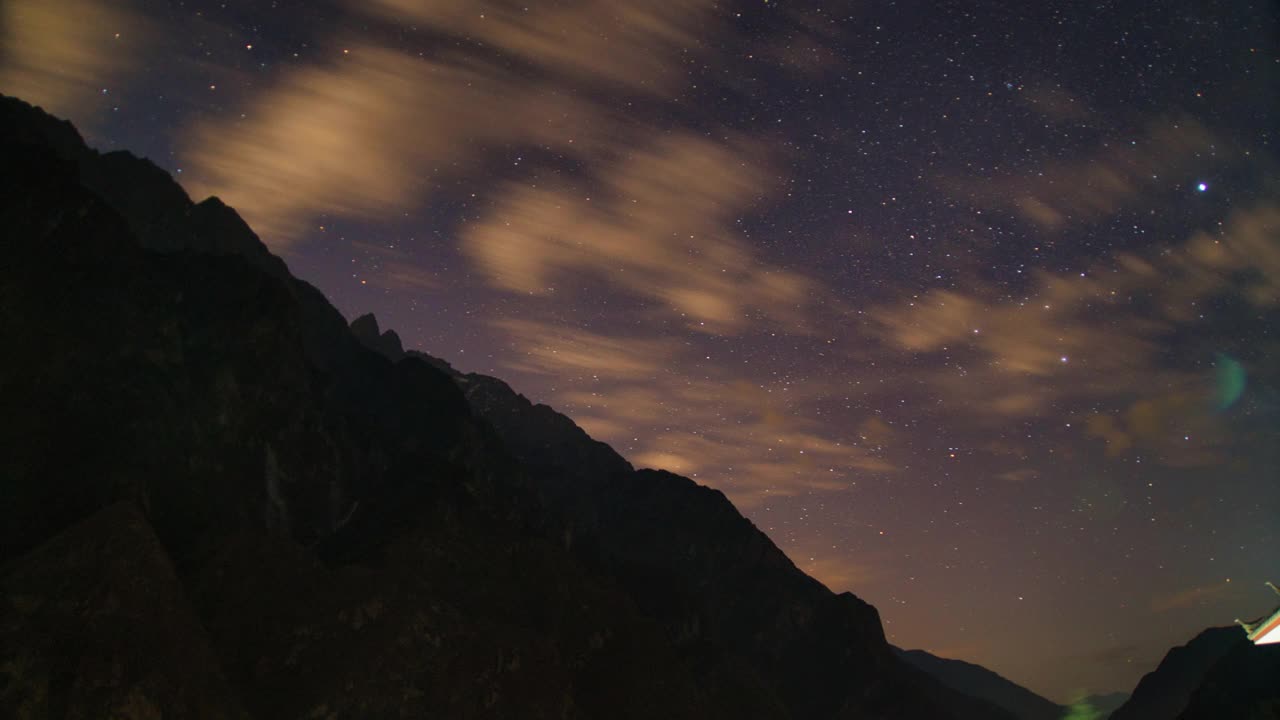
[
  {"xmin": 367, "ymin": 0, "xmax": 715, "ymax": 96},
  {"xmin": 1151, "ymin": 582, "xmax": 1232, "ymax": 612},
  {"xmin": 956, "ymin": 117, "xmax": 1225, "ymax": 230},
  {"xmin": 180, "ymin": 0, "xmax": 726, "ymax": 249},
  {"xmin": 493, "ymin": 319, "xmax": 892, "ymax": 508},
  {"xmin": 857, "ymin": 416, "xmax": 897, "ymax": 449},
  {"xmin": 795, "ymin": 552, "xmax": 879, "ymax": 595},
  {"xmin": 464, "ymin": 135, "xmax": 812, "ymax": 333},
  {"xmin": 872, "ymin": 201, "xmax": 1279, "ymax": 460},
  {"xmin": 182, "ymin": 46, "xmax": 615, "ymax": 247},
  {"xmin": 0, "ymin": 0, "xmax": 150, "ymax": 122},
  {"xmin": 347, "ymin": 241, "xmax": 442, "ymax": 292},
  {"xmin": 493, "ymin": 319, "xmax": 676, "ymax": 380}
]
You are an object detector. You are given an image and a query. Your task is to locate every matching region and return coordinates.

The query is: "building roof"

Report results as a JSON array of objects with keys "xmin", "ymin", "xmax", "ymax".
[
  {"xmin": 1246, "ymin": 607, "xmax": 1280, "ymax": 645},
  {"xmin": 1238, "ymin": 582, "xmax": 1280, "ymax": 645}
]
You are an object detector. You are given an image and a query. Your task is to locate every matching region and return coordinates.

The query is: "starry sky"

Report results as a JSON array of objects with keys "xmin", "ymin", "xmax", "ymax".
[{"xmin": 4, "ymin": 0, "xmax": 1278, "ymax": 703}]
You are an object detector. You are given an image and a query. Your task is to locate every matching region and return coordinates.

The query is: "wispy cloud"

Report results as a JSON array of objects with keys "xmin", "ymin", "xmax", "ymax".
[
  {"xmin": 0, "ymin": 0, "xmax": 151, "ymax": 122},
  {"xmin": 492, "ymin": 318, "xmax": 892, "ymax": 508},
  {"xmin": 1151, "ymin": 582, "xmax": 1232, "ymax": 612},
  {"xmin": 493, "ymin": 319, "xmax": 676, "ymax": 380},
  {"xmin": 956, "ymin": 116, "xmax": 1226, "ymax": 230},
  {"xmin": 464, "ymin": 135, "xmax": 812, "ymax": 333},
  {"xmin": 366, "ymin": 0, "xmax": 715, "ymax": 95},
  {"xmin": 180, "ymin": 0, "xmax": 726, "ymax": 249},
  {"xmin": 795, "ymin": 552, "xmax": 879, "ymax": 595},
  {"xmin": 871, "ymin": 201, "xmax": 1280, "ymax": 463},
  {"xmin": 183, "ymin": 46, "xmax": 610, "ymax": 247}
]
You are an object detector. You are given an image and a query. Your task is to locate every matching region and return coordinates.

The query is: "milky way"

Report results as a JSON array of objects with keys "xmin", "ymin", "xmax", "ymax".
[{"xmin": 5, "ymin": 0, "xmax": 1276, "ymax": 702}]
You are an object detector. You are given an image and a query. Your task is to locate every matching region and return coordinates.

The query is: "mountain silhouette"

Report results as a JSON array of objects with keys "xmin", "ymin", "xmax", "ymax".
[
  {"xmin": 1, "ymin": 93, "xmax": 1018, "ymax": 719},
  {"xmin": 894, "ymin": 647, "xmax": 1064, "ymax": 720},
  {"xmin": 1107, "ymin": 625, "xmax": 1277, "ymax": 720},
  {"xmin": 1081, "ymin": 691, "xmax": 1128, "ymax": 718},
  {"xmin": 1173, "ymin": 632, "xmax": 1280, "ymax": 719}
]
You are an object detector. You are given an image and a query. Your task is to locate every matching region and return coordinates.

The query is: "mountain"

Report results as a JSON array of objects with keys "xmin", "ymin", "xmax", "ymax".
[
  {"xmin": 894, "ymin": 648, "xmax": 1064, "ymax": 720},
  {"xmin": 1174, "ymin": 636, "xmax": 1280, "ymax": 719},
  {"xmin": 2, "ymin": 503, "xmax": 246, "ymax": 717},
  {"xmin": 1081, "ymin": 692, "xmax": 1128, "ymax": 718},
  {"xmin": 0, "ymin": 93, "xmax": 1017, "ymax": 718},
  {"xmin": 1108, "ymin": 627, "xmax": 1247, "ymax": 720}
]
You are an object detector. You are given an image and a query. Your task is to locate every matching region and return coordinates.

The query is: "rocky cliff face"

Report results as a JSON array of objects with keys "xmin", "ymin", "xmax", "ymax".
[
  {"xmin": 0, "ymin": 93, "xmax": 1014, "ymax": 719},
  {"xmin": 1, "ymin": 503, "xmax": 246, "ymax": 719}
]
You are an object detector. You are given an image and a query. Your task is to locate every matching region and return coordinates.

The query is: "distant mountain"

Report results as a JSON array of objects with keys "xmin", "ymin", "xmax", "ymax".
[
  {"xmin": 895, "ymin": 647, "xmax": 1064, "ymax": 720},
  {"xmin": 1081, "ymin": 692, "xmax": 1128, "ymax": 718},
  {"xmin": 0, "ymin": 92, "xmax": 1016, "ymax": 719},
  {"xmin": 1108, "ymin": 627, "xmax": 1246, "ymax": 720}
]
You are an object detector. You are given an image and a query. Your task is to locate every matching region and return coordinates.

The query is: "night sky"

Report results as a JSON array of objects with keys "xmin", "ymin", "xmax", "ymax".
[{"xmin": 4, "ymin": 0, "xmax": 1277, "ymax": 703}]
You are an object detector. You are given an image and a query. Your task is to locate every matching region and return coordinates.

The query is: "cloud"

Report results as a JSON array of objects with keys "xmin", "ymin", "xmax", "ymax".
[
  {"xmin": 0, "ymin": 0, "xmax": 150, "ymax": 121},
  {"xmin": 179, "ymin": 2, "xmax": 832, "ymax": 515},
  {"xmin": 795, "ymin": 552, "xmax": 879, "ymax": 595},
  {"xmin": 871, "ymin": 201, "xmax": 1279, "ymax": 460},
  {"xmin": 956, "ymin": 116, "xmax": 1225, "ymax": 230},
  {"xmin": 348, "ymin": 240, "xmax": 442, "ymax": 292},
  {"xmin": 366, "ymin": 0, "xmax": 715, "ymax": 95},
  {"xmin": 857, "ymin": 416, "xmax": 897, "ymax": 449},
  {"xmin": 464, "ymin": 134, "xmax": 812, "ymax": 333},
  {"xmin": 183, "ymin": 46, "xmax": 616, "ymax": 247},
  {"xmin": 1151, "ymin": 582, "xmax": 1231, "ymax": 612},
  {"xmin": 492, "ymin": 319, "xmax": 676, "ymax": 380},
  {"xmin": 762, "ymin": 8, "xmax": 845, "ymax": 78},
  {"xmin": 628, "ymin": 426, "xmax": 891, "ymax": 508},
  {"xmin": 995, "ymin": 469, "xmax": 1039, "ymax": 482},
  {"xmin": 1084, "ymin": 384, "xmax": 1231, "ymax": 468},
  {"xmin": 180, "ymin": 0, "xmax": 725, "ymax": 249},
  {"xmin": 491, "ymin": 318, "xmax": 892, "ymax": 508}
]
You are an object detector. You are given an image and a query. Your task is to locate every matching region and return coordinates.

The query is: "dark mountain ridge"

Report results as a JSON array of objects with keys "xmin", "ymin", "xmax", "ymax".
[
  {"xmin": 893, "ymin": 648, "xmax": 1064, "ymax": 720},
  {"xmin": 1108, "ymin": 625, "xmax": 1279, "ymax": 720},
  {"xmin": 1107, "ymin": 627, "xmax": 1244, "ymax": 720},
  {"xmin": 1, "ymin": 93, "xmax": 1016, "ymax": 718}
]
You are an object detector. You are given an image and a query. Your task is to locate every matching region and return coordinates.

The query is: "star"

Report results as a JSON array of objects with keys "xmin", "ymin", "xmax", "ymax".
[{"xmin": 1196, "ymin": 182, "xmax": 1208, "ymax": 192}]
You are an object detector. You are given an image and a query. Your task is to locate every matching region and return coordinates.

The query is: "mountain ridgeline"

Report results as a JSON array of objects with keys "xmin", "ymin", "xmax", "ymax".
[
  {"xmin": 1107, "ymin": 626, "xmax": 1280, "ymax": 720},
  {"xmin": 0, "ymin": 94, "xmax": 1030, "ymax": 718},
  {"xmin": 893, "ymin": 648, "xmax": 1064, "ymax": 720}
]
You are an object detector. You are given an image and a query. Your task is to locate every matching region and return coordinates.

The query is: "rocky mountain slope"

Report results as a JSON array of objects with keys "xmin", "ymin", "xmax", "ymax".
[
  {"xmin": 1109, "ymin": 626, "xmax": 1279, "ymax": 720},
  {"xmin": 894, "ymin": 648, "xmax": 1064, "ymax": 720},
  {"xmin": 1, "ymin": 93, "xmax": 1016, "ymax": 719},
  {"xmin": 1174, "ymin": 633, "xmax": 1280, "ymax": 719}
]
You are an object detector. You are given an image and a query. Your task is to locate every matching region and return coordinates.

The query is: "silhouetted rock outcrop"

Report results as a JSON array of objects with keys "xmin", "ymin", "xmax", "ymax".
[
  {"xmin": 1109, "ymin": 627, "xmax": 1247, "ymax": 720},
  {"xmin": 894, "ymin": 648, "xmax": 1064, "ymax": 720},
  {"xmin": 350, "ymin": 312, "xmax": 407, "ymax": 362},
  {"xmin": 1, "ymin": 93, "xmax": 1015, "ymax": 719}
]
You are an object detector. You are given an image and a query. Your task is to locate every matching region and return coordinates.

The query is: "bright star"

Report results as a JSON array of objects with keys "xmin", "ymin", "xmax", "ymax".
[{"xmin": 1197, "ymin": 182, "xmax": 1208, "ymax": 192}]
